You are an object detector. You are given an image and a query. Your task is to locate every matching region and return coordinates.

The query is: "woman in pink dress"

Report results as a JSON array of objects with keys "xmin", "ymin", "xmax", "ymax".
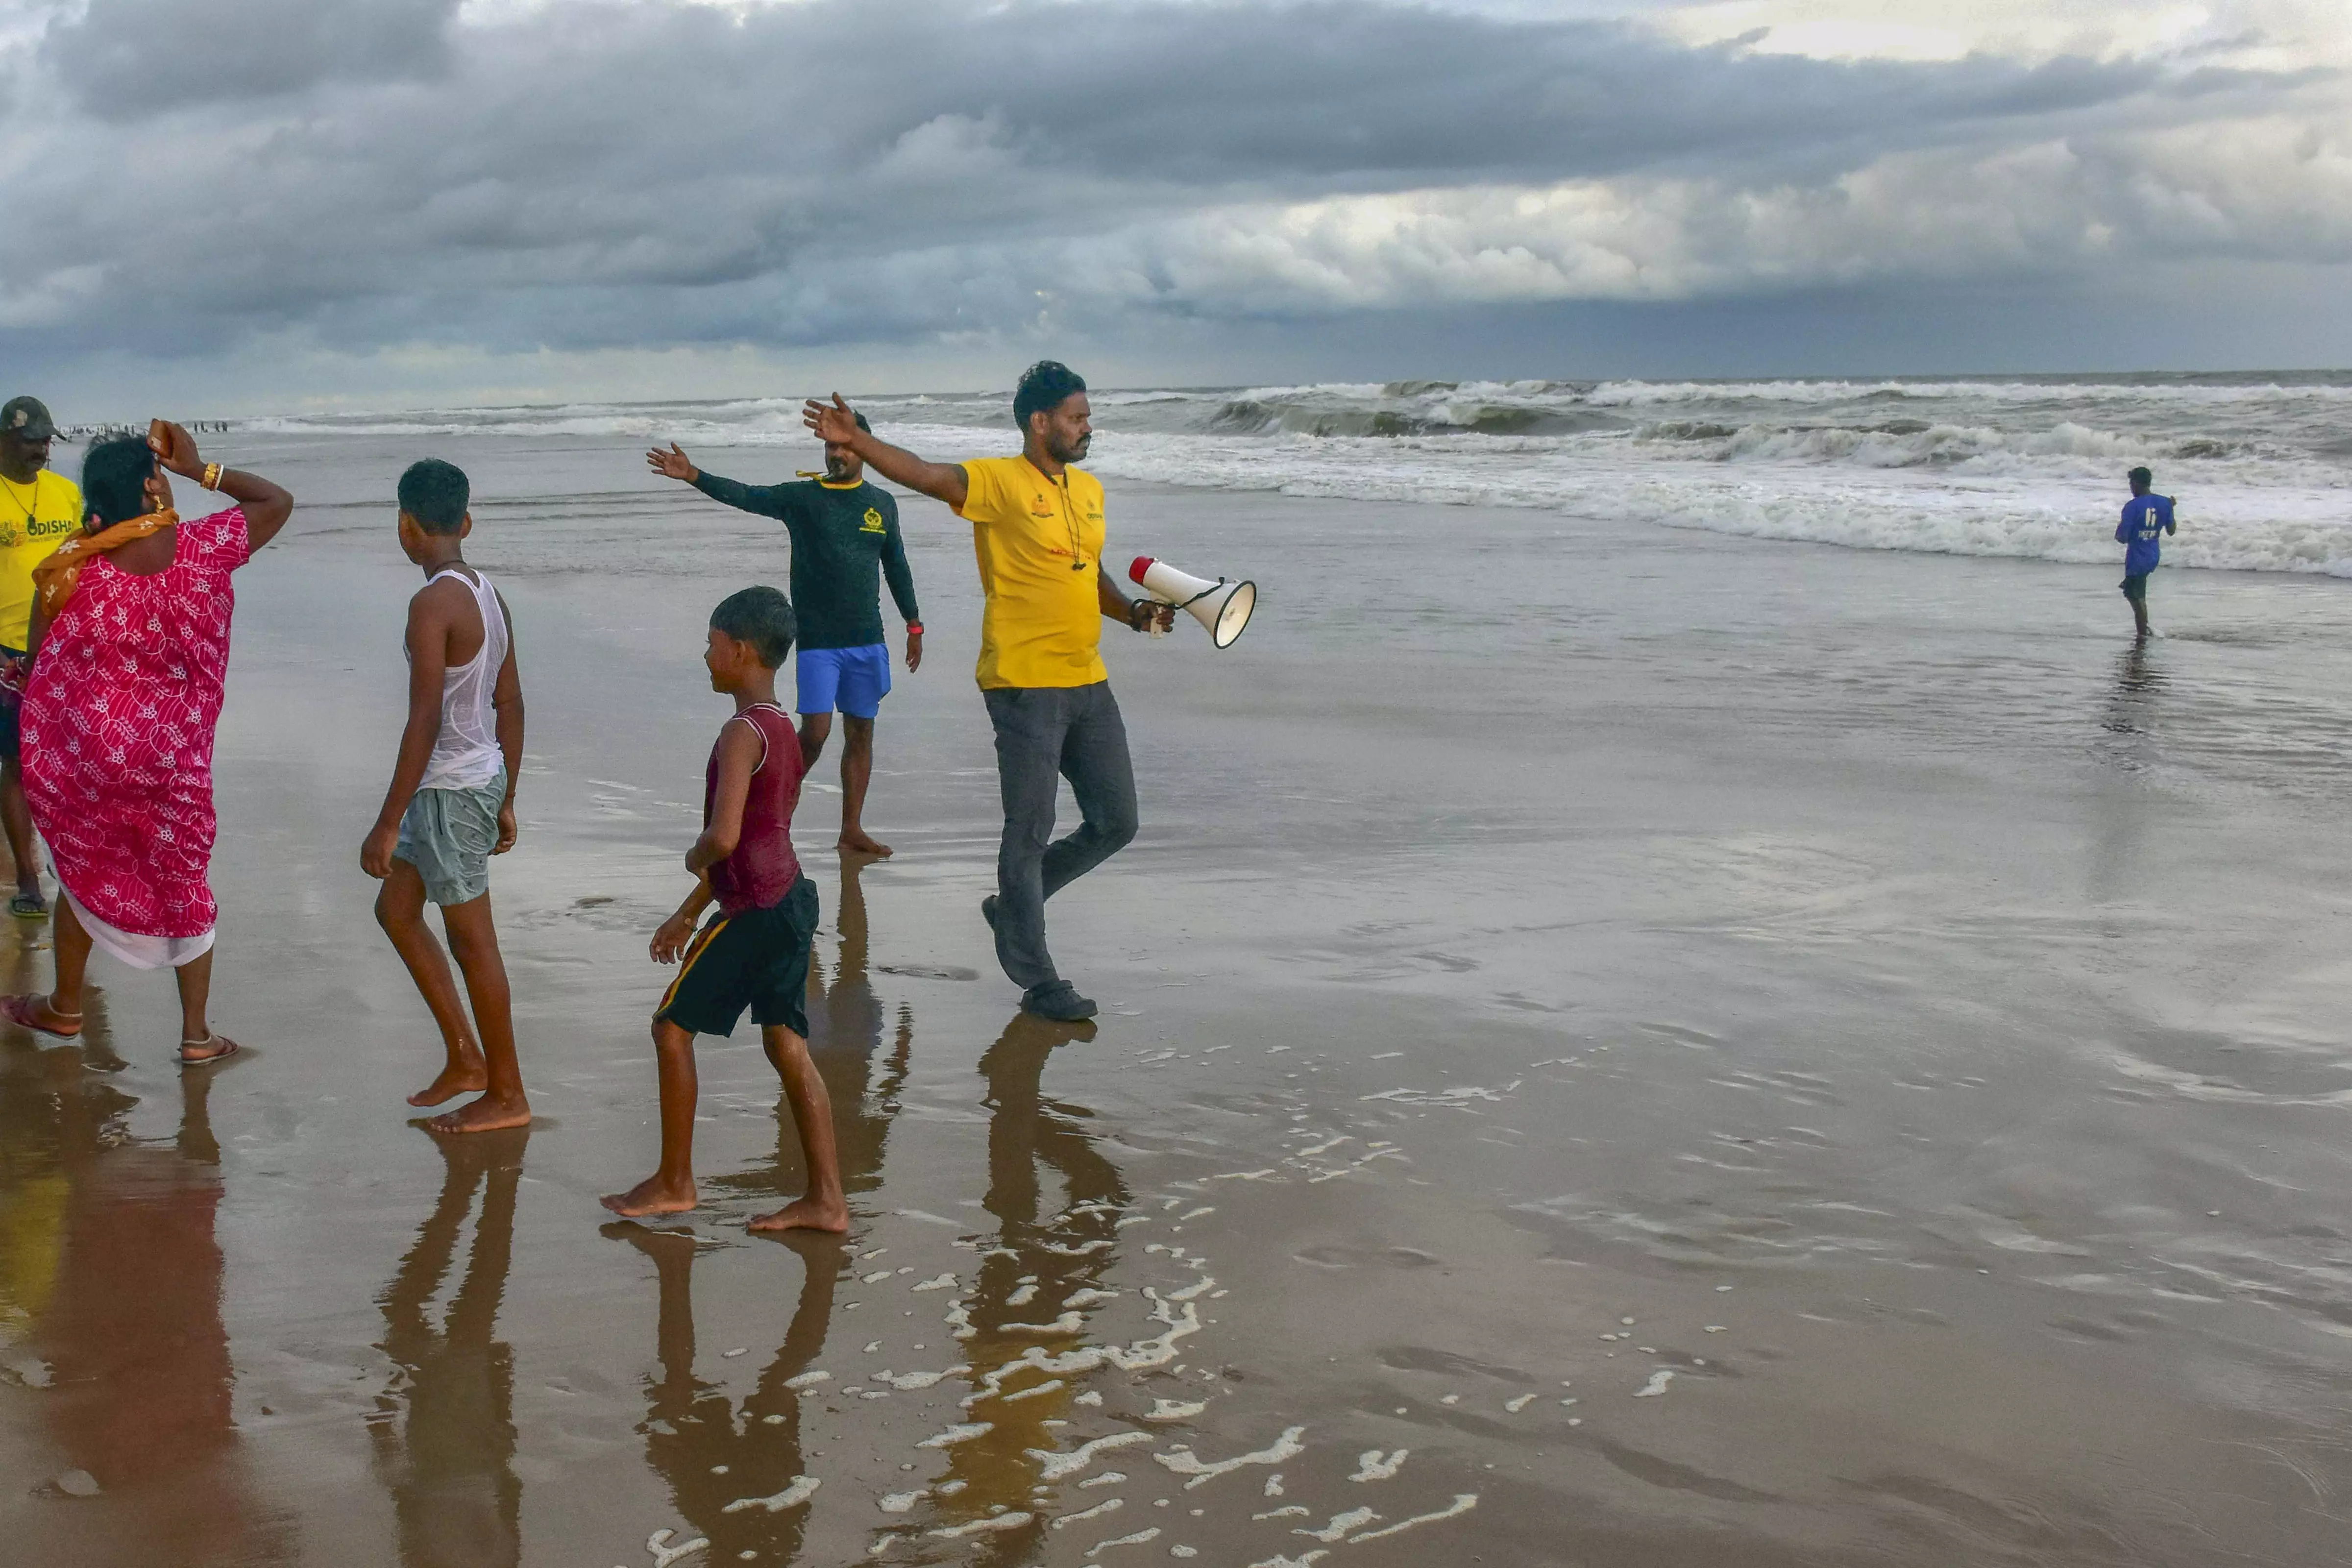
[{"xmin": 0, "ymin": 421, "xmax": 293, "ymax": 1063}]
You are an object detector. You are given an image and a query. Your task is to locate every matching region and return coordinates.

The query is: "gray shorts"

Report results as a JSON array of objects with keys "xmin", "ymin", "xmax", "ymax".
[{"xmin": 394, "ymin": 769, "xmax": 507, "ymax": 906}]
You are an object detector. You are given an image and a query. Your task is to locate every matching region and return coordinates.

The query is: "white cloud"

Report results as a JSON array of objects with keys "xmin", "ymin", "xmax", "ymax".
[
  {"xmin": 1660, "ymin": 0, "xmax": 2211, "ymax": 62},
  {"xmin": 920, "ymin": 115, "xmax": 2352, "ymax": 318},
  {"xmin": 1656, "ymin": 0, "xmax": 2352, "ymax": 67},
  {"xmin": 0, "ymin": 0, "xmax": 2341, "ymax": 398}
]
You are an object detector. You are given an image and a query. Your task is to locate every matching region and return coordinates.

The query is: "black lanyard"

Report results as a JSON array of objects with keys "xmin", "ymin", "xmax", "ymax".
[
  {"xmin": 1051, "ymin": 472, "xmax": 1087, "ymax": 572},
  {"xmin": 0, "ymin": 475, "xmax": 36, "ymax": 529}
]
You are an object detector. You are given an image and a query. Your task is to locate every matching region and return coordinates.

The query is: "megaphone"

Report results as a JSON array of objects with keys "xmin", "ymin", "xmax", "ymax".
[{"xmin": 1129, "ymin": 557, "xmax": 1256, "ymax": 649}]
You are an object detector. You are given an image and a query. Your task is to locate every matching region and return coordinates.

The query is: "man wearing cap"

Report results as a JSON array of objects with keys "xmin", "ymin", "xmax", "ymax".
[{"xmin": 0, "ymin": 397, "xmax": 81, "ymax": 918}]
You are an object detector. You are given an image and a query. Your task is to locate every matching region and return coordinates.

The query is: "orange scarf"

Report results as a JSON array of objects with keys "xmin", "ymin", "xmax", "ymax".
[{"xmin": 33, "ymin": 509, "xmax": 176, "ymax": 618}]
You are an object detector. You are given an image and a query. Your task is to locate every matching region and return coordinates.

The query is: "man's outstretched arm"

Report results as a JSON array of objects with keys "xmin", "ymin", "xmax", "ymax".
[
  {"xmin": 647, "ymin": 443, "xmax": 789, "ymax": 520},
  {"xmin": 804, "ymin": 395, "xmax": 968, "ymax": 512}
]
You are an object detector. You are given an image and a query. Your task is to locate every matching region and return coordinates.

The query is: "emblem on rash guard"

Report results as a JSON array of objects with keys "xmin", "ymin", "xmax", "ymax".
[{"xmin": 861, "ymin": 507, "xmax": 886, "ymax": 533}]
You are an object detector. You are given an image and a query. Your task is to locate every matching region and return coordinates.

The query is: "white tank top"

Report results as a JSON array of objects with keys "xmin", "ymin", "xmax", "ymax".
[{"xmin": 414, "ymin": 566, "xmax": 510, "ymax": 791}]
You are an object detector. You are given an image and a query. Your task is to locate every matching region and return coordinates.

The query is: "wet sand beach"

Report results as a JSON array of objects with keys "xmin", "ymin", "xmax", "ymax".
[{"xmin": 3, "ymin": 432, "xmax": 2351, "ymax": 1567}]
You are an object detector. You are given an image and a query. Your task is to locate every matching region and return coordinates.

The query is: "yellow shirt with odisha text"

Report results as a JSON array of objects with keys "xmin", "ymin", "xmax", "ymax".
[
  {"xmin": 0, "ymin": 471, "xmax": 84, "ymax": 649},
  {"xmin": 956, "ymin": 456, "xmax": 1109, "ymax": 689}
]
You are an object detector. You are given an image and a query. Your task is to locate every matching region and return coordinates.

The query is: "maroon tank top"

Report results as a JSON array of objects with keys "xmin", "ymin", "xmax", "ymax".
[{"xmin": 705, "ymin": 703, "xmax": 804, "ymax": 915}]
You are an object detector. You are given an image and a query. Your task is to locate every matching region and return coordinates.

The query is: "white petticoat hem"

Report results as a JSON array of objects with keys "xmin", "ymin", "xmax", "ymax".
[{"xmin": 62, "ymin": 886, "xmax": 215, "ymax": 971}]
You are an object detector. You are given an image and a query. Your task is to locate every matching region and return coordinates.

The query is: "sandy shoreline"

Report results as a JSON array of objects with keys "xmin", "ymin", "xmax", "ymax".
[{"xmin": 3, "ymin": 452, "xmax": 2350, "ymax": 1566}]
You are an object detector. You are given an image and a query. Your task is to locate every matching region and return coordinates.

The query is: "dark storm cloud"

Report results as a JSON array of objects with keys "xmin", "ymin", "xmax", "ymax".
[
  {"xmin": 0, "ymin": 0, "xmax": 2332, "ymax": 368},
  {"xmin": 43, "ymin": 0, "xmax": 458, "ymax": 116}
]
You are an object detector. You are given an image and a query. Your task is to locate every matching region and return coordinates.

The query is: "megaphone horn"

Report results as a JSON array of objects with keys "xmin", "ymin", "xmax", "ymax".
[{"xmin": 1130, "ymin": 557, "xmax": 1256, "ymax": 649}]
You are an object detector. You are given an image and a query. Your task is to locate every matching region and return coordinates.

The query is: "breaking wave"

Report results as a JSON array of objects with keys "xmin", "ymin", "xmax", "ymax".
[{"xmin": 237, "ymin": 371, "xmax": 2352, "ymax": 577}]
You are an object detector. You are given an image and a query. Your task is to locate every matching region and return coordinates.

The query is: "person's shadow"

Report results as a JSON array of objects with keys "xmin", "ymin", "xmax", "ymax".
[
  {"xmin": 368, "ymin": 1127, "xmax": 529, "ymax": 1568},
  {"xmin": 607, "ymin": 1224, "xmax": 838, "ymax": 1562}
]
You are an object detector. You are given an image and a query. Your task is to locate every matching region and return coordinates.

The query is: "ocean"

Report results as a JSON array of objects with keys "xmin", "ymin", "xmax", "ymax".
[
  {"xmin": 4, "ymin": 383, "xmax": 2349, "ymax": 1566},
  {"xmin": 245, "ymin": 370, "xmax": 2352, "ymax": 576}
]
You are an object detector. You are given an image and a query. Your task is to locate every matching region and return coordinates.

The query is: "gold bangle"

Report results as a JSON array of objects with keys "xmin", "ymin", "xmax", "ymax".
[{"xmin": 201, "ymin": 462, "xmax": 223, "ymax": 491}]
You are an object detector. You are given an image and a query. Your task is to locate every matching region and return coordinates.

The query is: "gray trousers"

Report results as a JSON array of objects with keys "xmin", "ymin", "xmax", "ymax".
[{"xmin": 984, "ymin": 682, "xmax": 1139, "ymax": 991}]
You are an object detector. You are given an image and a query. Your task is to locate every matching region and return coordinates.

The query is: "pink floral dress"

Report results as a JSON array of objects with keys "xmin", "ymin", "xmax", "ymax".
[{"xmin": 22, "ymin": 508, "xmax": 250, "ymax": 945}]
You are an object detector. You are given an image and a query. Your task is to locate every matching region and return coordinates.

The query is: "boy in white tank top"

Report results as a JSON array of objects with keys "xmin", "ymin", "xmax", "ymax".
[{"xmin": 361, "ymin": 459, "xmax": 530, "ymax": 1133}]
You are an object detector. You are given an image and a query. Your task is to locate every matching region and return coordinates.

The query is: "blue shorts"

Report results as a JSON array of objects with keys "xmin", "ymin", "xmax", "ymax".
[{"xmin": 796, "ymin": 643, "xmax": 891, "ymax": 719}]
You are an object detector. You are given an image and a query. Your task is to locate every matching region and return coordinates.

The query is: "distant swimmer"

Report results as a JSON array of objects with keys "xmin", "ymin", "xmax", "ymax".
[
  {"xmin": 2116, "ymin": 465, "xmax": 2177, "ymax": 641},
  {"xmin": 649, "ymin": 413, "xmax": 922, "ymax": 858},
  {"xmin": 804, "ymin": 362, "xmax": 1175, "ymax": 1023}
]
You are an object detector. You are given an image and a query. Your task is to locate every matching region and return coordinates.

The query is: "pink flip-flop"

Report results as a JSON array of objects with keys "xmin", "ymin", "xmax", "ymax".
[{"xmin": 0, "ymin": 994, "xmax": 81, "ymax": 1040}]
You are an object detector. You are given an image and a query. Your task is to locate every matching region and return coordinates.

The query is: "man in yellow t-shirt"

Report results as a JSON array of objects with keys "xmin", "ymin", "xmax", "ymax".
[
  {"xmin": 0, "ymin": 397, "xmax": 82, "ymax": 919},
  {"xmin": 805, "ymin": 363, "xmax": 1172, "ymax": 1022}
]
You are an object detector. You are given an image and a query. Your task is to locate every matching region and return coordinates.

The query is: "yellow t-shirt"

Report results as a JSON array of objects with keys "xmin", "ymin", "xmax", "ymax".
[
  {"xmin": 956, "ymin": 456, "xmax": 1109, "ymax": 689},
  {"xmin": 0, "ymin": 471, "xmax": 84, "ymax": 648}
]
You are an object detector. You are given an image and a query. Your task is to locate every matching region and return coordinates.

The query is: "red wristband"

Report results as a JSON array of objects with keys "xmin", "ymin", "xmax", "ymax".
[{"xmin": 906, "ymin": 622, "xmax": 924, "ymax": 635}]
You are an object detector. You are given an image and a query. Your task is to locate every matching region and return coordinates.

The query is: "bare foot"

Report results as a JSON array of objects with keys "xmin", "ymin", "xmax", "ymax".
[
  {"xmin": 748, "ymin": 1194, "xmax": 850, "ymax": 1233},
  {"xmin": 408, "ymin": 1058, "xmax": 489, "ymax": 1108},
  {"xmin": 837, "ymin": 831, "xmax": 893, "ymax": 858},
  {"xmin": 427, "ymin": 1094, "xmax": 532, "ymax": 1134},
  {"xmin": 602, "ymin": 1175, "xmax": 698, "ymax": 1218}
]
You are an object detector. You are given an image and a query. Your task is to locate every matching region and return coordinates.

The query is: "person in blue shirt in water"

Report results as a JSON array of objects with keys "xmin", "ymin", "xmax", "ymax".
[{"xmin": 2116, "ymin": 465, "xmax": 2177, "ymax": 641}]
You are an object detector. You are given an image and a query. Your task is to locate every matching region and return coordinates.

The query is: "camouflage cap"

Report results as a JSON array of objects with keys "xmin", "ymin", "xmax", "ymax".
[{"xmin": 0, "ymin": 397, "xmax": 56, "ymax": 440}]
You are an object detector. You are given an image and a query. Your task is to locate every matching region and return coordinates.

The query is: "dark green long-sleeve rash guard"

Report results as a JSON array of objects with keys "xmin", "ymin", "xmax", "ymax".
[{"xmin": 690, "ymin": 473, "xmax": 920, "ymax": 651}]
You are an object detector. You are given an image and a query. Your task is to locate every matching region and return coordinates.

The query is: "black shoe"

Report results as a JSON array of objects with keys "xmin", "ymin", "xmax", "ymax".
[
  {"xmin": 981, "ymin": 894, "xmax": 999, "ymax": 931},
  {"xmin": 1022, "ymin": 981, "xmax": 1098, "ymax": 1022}
]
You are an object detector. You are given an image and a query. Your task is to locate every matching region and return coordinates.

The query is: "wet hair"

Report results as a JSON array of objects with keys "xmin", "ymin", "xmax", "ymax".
[
  {"xmin": 398, "ymin": 458, "xmax": 470, "ymax": 535},
  {"xmin": 80, "ymin": 435, "xmax": 158, "ymax": 528},
  {"xmin": 2127, "ymin": 466, "xmax": 2153, "ymax": 487},
  {"xmin": 1012, "ymin": 360, "xmax": 1086, "ymax": 431},
  {"xmin": 710, "ymin": 586, "xmax": 796, "ymax": 669},
  {"xmin": 853, "ymin": 410, "xmax": 872, "ymax": 434}
]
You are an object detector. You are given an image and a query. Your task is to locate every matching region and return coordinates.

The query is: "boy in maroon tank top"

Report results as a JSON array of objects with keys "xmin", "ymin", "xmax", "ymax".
[{"xmin": 602, "ymin": 587, "xmax": 847, "ymax": 1232}]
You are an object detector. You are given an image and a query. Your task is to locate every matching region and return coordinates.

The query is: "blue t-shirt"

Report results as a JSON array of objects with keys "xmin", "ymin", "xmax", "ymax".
[{"xmin": 2117, "ymin": 494, "xmax": 2174, "ymax": 576}]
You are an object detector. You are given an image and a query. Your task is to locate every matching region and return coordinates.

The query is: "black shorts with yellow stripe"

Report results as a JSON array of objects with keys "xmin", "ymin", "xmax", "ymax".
[{"xmin": 656, "ymin": 876, "xmax": 818, "ymax": 1039}]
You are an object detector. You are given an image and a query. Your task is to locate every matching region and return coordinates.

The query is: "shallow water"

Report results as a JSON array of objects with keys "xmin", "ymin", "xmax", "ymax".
[
  {"xmin": 1, "ymin": 431, "xmax": 2350, "ymax": 1566},
  {"xmin": 251, "ymin": 372, "xmax": 2352, "ymax": 576}
]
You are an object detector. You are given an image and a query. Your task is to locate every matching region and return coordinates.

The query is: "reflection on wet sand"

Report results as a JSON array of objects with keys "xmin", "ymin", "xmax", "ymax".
[
  {"xmin": 2100, "ymin": 641, "xmax": 2167, "ymax": 741},
  {"xmin": 2090, "ymin": 642, "xmax": 2166, "ymax": 902},
  {"xmin": 613, "ymin": 1226, "xmax": 836, "ymax": 1563},
  {"xmin": 922, "ymin": 1011, "xmax": 1130, "ymax": 1546},
  {"xmin": 606, "ymin": 858, "xmax": 907, "ymax": 1561},
  {"xmin": 0, "ymin": 1018, "xmax": 285, "ymax": 1564},
  {"xmin": 368, "ymin": 1128, "xmax": 527, "ymax": 1568},
  {"xmin": 707, "ymin": 856, "xmax": 913, "ymax": 1212}
]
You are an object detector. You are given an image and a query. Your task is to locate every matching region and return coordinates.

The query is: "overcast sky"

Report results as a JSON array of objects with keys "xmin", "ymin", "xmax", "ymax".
[{"xmin": 0, "ymin": 0, "xmax": 2345, "ymax": 411}]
